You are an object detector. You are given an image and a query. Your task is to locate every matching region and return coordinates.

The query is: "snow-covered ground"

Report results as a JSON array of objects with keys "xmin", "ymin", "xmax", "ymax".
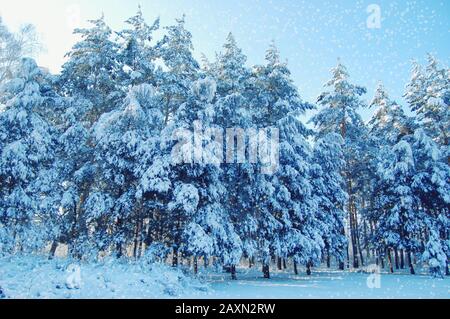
[
  {"xmin": 193, "ymin": 267, "xmax": 450, "ymax": 299},
  {"xmin": 0, "ymin": 256, "xmax": 207, "ymax": 299},
  {"xmin": 0, "ymin": 256, "xmax": 448, "ymax": 299}
]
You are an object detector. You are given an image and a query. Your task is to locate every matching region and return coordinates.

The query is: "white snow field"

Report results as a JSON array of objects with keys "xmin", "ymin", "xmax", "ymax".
[
  {"xmin": 0, "ymin": 256, "xmax": 448, "ymax": 299},
  {"xmin": 193, "ymin": 267, "xmax": 450, "ymax": 299}
]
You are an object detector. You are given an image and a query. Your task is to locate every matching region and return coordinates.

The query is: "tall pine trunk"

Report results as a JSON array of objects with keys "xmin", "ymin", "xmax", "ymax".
[
  {"xmin": 172, "ymin": 247, "xmax": 178, "ymax": 267},
  {"xmin": 394, "ymin": 248, "xmax": 400, "ymax": 270},
  {"xmin": 277, "ymin": 257, "xmax": 282, "ymax": 270},
  {"xmin": 48, "ymin": 241, "xmax": 58, "ymax": 260},
  {"xmin": 231, "ymin": 265, "xmax": 237, "ymax": 280},
  {"xmin": 193, "ymin": 256, "xmax": 198, "ymax": 275},
  {"xmin": 387, "ymin": 249, "xmax": 394, "ymax": 273},
  {"xmin": 400, "ymin": 249, "xmax": 405, "ymax": 269},
  {"xmin": 407, "ymin": 250, "xmax": 415, "ymax": 275},
  {"xmin": 306, "ymin": 261, "xmax": 312, "ymax": 276},
  {"xmin": 262, "ymin": 263, "xmax": 270, "ymax": 279}
]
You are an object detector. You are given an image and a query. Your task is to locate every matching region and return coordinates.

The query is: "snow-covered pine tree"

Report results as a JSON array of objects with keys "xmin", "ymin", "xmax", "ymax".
[
  {"xmin": 59, "ymin": 15, "xmax": 123, "ymax": 125},
  {"xmin": 50, "ymin": 95, "xmax": 92, "ymax": 258},
  {"xmin": 90, "ymin": 84, "xmax": 164, "ymax": 258},
  {"xmin": 369, "ymin": 83, "xmax": 414, "ymax": 145},
  {"xmin": 117, "ymin": 6, "xmax": 160, "ymax": 87},
  {"xmin": 411, "ymin": 129, "xmax": 450, "ymax": 276},
  {"xmin": 251, "ymin": 43, "xmax": 320, "ymax": 276},
  {"xmin": 422, "ymin": 225, "xmax": 448, "ymax": 278},
  {"xmin": 366, "ymin": 84, "xmax": 417, "ymax": 268},
  {"xmin": 311, "ymin": 133, "xmax": 347, "ymax": 269},
  {"xmin": 156, "ymin": 16, "xmax": 199, "ymax": 124},
  {"xmin": 0, "ymin": 58, "xmax": 58, "ymax": 253},
  {"xmin": 374, "ymin": 140, "xmax": 421, "ymax": 274},
  {"xmin": 202, "ymin": 34, "xmax": 257, "ymax": 277},
  {"xmin": 277, "ymin": 114, "xmax": 321, "ymax": 275},
  {"xmin": 56, "ymin": 15, "xmax": 125, "ymax": 258},
  {"xmin": 169, "ymin": 77, "xmax": 243, "ymax": 278},
  {"xmin": 405, "ymin": 55, "xmax": 449, "ymax": 151},
  {"xmin": 207, "ymin": 33, "xmax": 250, "ymax": 99},
  {"xmin": 310, "ymin": 61, "xmax": 367, "ymax": 269}
]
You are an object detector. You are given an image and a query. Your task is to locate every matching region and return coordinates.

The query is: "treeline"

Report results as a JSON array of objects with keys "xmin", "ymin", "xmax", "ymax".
[{"xmin": 0, "ymin": 8, "xmax": 448, "ymax": 278}]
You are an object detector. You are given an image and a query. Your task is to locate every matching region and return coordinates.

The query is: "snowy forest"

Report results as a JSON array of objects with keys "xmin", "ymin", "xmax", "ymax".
[{"xmin": 0, "ymin": 6, "xmax": 449, "ymax": 297}]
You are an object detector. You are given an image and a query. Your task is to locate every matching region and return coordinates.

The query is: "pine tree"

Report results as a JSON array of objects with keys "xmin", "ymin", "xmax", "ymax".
[
  {"xmin": 202, "ymin": 34, "xmax": 256, "ymax": 277},
  {"xmin": 374, "ymin": 140, "xmax": 421, "ymax": 274},
  {"xmin": 369, "ymin": 83, "xmax": 413, "ymax": 145},
  {"xmin": 422, "ymin": 225, "xmax": 447, "ymax": 278},
  {"xmin": 0, "ymin": 58, "xmax": 57, "ymax": 253},
  {"xmin": 277, "ymin": 114, "xmax": 322, "ymax": 275},
  {"xmin": 251, "ymin": 43, "xmax": 320, "ymax": 275},
  {"xmin": 411, "ymin": 129, "xmax": 450, "ymax": 276},
  {"xmin": 88, "ymin": 84, "xmax": 164, "ymax": 258},
  {"xmin": 117, "ymin": 6, "xmax": 160, "ymax": 87},
  {"xmin": 310, "ymin": 61, "xmax": 367, "ymax": 269},
  {"xmin": 59, "ymin": 15, "xmax": 123, "ymax": 124},
  {"xmin": 171, "ymin": 77, "xmax": 243, "ymax": 278},
  {"xmin": 209, "ymin": 33, "xmax": 250, "ymax": 98},
  {"xmin": 156, "ymin": 16, "xmax": 199, "ymax": 124},
  {"xmin": 405, "ymin": 55, "xmax": 449, "ymax": 149},
  {"xmin": 50, "ymin": 95, "xmax": 92, "ymax": 258},
  {"xmin": 311, "ymin": 133, "xmax": 348, "ymax": 269}
]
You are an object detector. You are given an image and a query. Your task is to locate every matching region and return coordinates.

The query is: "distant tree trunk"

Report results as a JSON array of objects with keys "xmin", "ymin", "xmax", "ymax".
[
  {"xmin": 48, "ymin": 241, "xmax": 58, "ymax": 260},
  {"xmin": 339, "ymin": 225, "xmax": 346, "ymax": 270},
  {"xmin": 204, "ymin": 255, "xmax": 208, "ymax": 269},
  {"xmin": 172, "ymin": 248, "xmax": 178, "ymax": 267},
  {"xmin": 116, "ymin": 218, "xmax": 123, "ymax": 258},
  {"xmin": 306, "ymin": 262, "xmax": 312, "ymax": 276},
  {"xmin": 446, "ymin": 261, "xmax": 449, "ymax": 276},
  {"xmin": 339, "ymin": 257, "xmax": 345, "ymax": 270},
  {"xmin": 347, "ymin": 181, "xmax": 359, "ymax": 269},
  {"xmin": 387, "ymin": 249, "xmax": 394, "ymax": 273},
  {"xmin": 277, "ymin": 257, "xmax": 282, "ymax": 270},
  {"xmin": 262, "ymin": 263, "xmax": 270, "ymax": 279},
  {"xmin": 231, "ymin": 265, "xmax": 237, "ymax": 280},
  {"xmin": 363, "ymin": 220, "xmax": 370, "ymax": 259},
  {"xmin": 326, "ymin": 247, "xmax": 331, "ymax": 268},
  {"xmin": 248, "ymin": 257, "xmax": 252, "ymax": 268},
  {"xmin": 193, "ymin": 256, "xmax": 198, "ymax": 275},
  {"xmin": 407, "ymin": 251, "xmax": 415, "ymax": 275},
  {"xmin": 133, "ymin": 217, "xmax": 141, "ymax": 259},
  {"xmin": 346, "ymin": 242, "xmax": 350, "ymax": 269},
  {"xmin": 370, "ymin": 221, "xmax": 376, "ymax": 257},
  {"xmin": 355, "ymin": 211, "xmax": 364, "ymax": 267},
  {"xmin": 283, "ymin": 258, "xmax": 287, "ymax": 270},
  {"xmin": 294, "ymin": 260, "xmax": 298, "ymax": 275},
  {"xmin": 116, "ymin": 243, "xmax": 123, "ymax": 258},
  {"xmin": 400, "ymin": 249, "xmax": 405, "ymax": 269},
  {"xmin": 394, "ymin": 248, "xmax": 399, "ymax": 270},
  {"xmin": 137, "ymin": 237, "xmax": 143, "ymax": 259}
]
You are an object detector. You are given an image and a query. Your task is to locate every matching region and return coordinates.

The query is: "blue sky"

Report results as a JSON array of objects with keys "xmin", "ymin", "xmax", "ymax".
[{"xmin": 1, "ymin": 0, "xmax": 449, "ymax": 121}]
